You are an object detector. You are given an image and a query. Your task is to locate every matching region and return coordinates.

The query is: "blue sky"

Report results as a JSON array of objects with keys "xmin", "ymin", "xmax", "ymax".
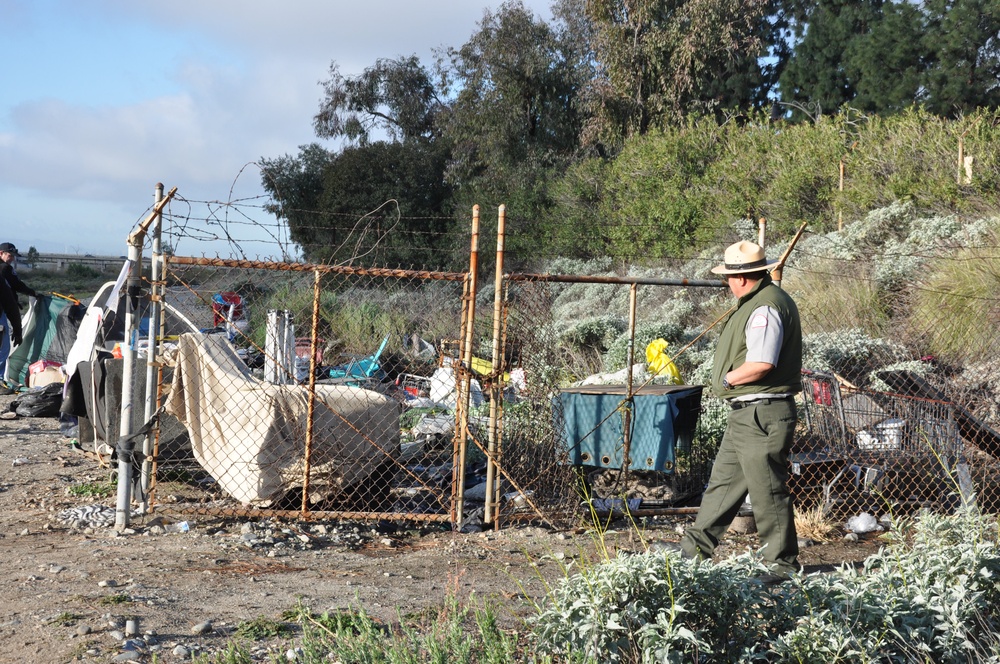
[{"xmin": 0, "ymin": 0, "xmax": 551, "ymax": 257}]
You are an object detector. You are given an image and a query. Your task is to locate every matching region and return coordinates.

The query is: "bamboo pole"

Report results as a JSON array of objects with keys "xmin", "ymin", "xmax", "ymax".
[
  {"xmin": 622, "ymin": 283, "xmax": 638, "ymax": 476},
  {"xmin": 838, "ymin": 160, "xmax": 845, "ymax": 231}
]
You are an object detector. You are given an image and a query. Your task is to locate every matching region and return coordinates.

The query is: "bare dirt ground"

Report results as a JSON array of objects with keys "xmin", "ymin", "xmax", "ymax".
[{"xmin": 0, "ymin": 392, "xmax": 883, "ymax": 664}]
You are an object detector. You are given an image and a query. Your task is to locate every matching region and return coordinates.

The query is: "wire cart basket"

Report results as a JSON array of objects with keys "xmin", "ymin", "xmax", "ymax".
[{"xmin": 795, "ymin": 370, "xmax": 973, "ymax": 516}]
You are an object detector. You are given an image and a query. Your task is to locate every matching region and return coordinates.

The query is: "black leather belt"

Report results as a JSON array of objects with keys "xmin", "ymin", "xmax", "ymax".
[{"xmin": 728, "ymin": 396, "xmax": 793, "ymax": 410}]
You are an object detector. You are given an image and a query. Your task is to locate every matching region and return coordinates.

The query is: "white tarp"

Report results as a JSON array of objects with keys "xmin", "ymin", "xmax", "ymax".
[{"xmin": 164, "ymin": 333, "xmax": 400, "ymax": 505}]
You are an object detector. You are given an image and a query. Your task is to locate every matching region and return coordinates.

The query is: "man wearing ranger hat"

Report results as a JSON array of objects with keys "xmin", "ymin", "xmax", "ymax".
[
  {"xmin": 0, "ymin": 242, "xmax": 39, "ymax": 379},
  {"xmin": 656, "ymin": 240, "xmax": 802, "ymax": 582}
]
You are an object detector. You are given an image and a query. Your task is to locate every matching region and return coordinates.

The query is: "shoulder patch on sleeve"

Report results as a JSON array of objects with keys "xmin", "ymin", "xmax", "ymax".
[{"xmin": 750, "ymin": 314, "xmax": 768, "ymax": 329}]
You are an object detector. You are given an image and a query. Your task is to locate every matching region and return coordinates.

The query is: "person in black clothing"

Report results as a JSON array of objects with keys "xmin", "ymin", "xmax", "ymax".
[{"xmin": 0, "ymin": 242, "xmax": 37, "ymax": 378}]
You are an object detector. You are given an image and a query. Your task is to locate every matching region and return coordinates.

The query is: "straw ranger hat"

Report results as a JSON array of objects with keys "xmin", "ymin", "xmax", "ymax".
[{"xmin": 710, "ymin": 240, "xmax": 778, "ymax": 275}]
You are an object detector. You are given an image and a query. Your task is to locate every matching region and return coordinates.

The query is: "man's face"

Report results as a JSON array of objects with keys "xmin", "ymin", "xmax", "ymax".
[
  {"xmin": 727, "ymin": 274, "xmax": 752, "ymax": 298},
  {"xmin": 0, "ymin": 251, "xmax": 12, "ymax": 264}
]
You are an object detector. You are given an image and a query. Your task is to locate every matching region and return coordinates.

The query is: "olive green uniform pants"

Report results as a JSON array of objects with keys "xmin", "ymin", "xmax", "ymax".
[{"xmin": 680, "ymin": 397, "xmax": 799, "ymax": 576}]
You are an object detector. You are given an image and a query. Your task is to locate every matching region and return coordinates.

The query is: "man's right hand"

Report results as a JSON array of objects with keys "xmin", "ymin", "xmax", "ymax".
[{"xmin": 12, "ymin": 331, "xmax": 22, "ymax": 347}]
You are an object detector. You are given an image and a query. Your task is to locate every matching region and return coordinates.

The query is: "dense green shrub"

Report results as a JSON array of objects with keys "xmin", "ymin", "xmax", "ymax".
[
  {"xmin": 803, "ymin": 328, "xmax": 909, "ymax": 385},
  {"xmin": 550, "ymin": 109, "xmax": 1000, "ymax": 261}
]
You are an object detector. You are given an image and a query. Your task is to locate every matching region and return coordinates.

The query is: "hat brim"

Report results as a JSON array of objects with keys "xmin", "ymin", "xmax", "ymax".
[{"xmin": 710, "ymin": 258, "xmax": 779, "ymax": 275}]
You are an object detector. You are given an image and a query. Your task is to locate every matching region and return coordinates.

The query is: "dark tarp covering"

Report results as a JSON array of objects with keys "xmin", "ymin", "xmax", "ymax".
[{"xmin": 5, "ymin": 295, "xmax": 85, "ymax": 385}]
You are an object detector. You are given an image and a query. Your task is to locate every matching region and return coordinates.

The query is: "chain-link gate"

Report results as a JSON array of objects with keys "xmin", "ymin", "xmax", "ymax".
[
  {"xmin": 142, "ymin": 257, "xmax": 472, "ymax": 524},
  {"xmin": 476, "ymin": 271, "xmax": 728, "ymax": 529}
]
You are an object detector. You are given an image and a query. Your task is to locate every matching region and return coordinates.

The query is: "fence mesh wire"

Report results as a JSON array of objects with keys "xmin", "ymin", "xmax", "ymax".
[
  {"xmin": 785, "ymin": 238, "xmax": 1000, "ymax": 519},
  {"xmin": 147, "ymin": 259, "xmax": 468, "ymax": 523},
  {"xmin": 493, "ymin": 278, "xmax": 718, "ymax": 527}
]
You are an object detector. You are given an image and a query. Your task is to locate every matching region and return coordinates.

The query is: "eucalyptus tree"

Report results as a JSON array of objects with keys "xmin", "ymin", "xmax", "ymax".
[
  {"xmin": 583, "ymin": 0, "xmax": 771, "ymax": 150},
  {"xmin": 436, "ymin": 0, "xmax": 590, "ymax": 257},
  {"xmin": 313, "ymin": 55, "xmax": 444, "ymax": 143},
  {"xmin": 261, "ymin": 56, "xmax": 456, "ymax": 266}
]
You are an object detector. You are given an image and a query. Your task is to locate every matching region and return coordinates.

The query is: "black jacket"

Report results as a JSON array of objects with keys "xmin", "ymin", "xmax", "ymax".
[
  {"xmin": 0, "ymin": 276, "xmax": 22, "ymax": 343},
  {"xmin": 0, "ymin": 262, "xmax": 36, "ymax": 298}
]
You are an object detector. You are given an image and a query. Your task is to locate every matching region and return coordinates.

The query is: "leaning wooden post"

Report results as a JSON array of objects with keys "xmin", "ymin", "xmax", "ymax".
[
  {"xmin": 770, "ymin": 221, "xmax": 808, "ymax": 289},
  {"xmin": 622, "ymin": 282, "xmax": 638, "ymax": 481}
]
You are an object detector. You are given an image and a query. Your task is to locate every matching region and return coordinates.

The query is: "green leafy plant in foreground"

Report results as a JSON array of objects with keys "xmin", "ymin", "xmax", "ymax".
[
  {"xmin": 67, "ymin": 480, "xmax": 116, "ymax": 498},
  {"xmin": 197, "ymin": 596, "xmax": 530, "ymax": 664},
  {"xmin": 533, "ymin": 509, "xmax": 1000, "ymax": 663},
  {"xmin": 233, "ymin": 615, "xmax": 292, "ymax": 640}
]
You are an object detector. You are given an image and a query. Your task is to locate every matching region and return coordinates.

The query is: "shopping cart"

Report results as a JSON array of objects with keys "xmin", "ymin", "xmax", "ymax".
[{"xmin": 797, "ymin": 369, "xmax": 972, "ymax": 516}]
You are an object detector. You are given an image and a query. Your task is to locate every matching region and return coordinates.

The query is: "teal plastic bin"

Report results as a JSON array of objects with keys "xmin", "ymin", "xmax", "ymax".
[{"xmin": 557, "ymin": 384, "xmax": 702, "ymax": 472}]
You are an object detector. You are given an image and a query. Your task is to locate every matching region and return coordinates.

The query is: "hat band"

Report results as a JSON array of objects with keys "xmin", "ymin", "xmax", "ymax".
[{"xmin": 724, "ymin": 258, "xmax": 767, "ymax": 270}]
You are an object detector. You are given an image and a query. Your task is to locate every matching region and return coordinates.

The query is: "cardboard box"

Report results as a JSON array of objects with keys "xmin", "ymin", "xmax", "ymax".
[{"xmin": 28, "ymin": 366, "xmax": 64, "ymax": 388}]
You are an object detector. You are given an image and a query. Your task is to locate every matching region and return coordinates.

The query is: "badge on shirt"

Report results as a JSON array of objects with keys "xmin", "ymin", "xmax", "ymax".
[{"xmin": 750, "ymin": 314, "xmax": 768, "ymax": 329}]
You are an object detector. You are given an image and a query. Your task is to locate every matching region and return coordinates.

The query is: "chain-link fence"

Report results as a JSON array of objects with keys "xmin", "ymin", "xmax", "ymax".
[
  {"xmin": 484, "ymin": 275, "xmax": 723, "ymax": 529},
  {"xmin": 785, "ymin": 226, "xmax": 1000, "ymax": 519},
  {"xmin": 102, "ymin": 197, "xmax": 1000, "ymax": 533}
]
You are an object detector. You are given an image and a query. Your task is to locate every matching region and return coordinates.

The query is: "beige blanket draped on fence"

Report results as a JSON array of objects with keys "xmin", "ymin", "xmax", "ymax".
[{"xmin": 165, "ymin": 334, "xmax": 400, "ymax": 506}]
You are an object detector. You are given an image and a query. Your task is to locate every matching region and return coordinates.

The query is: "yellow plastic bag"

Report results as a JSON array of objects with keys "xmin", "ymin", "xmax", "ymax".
[{"xmin": 645, "ymin": 339, "xmax": 683, "ymax": 384}]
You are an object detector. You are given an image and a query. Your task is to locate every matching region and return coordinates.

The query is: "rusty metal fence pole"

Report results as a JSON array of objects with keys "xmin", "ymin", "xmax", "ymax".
[
  {"xmin": 454, "ymin": 205, "xmax": 481, "ymax": 528},
  {"xmin": 300, "ymin": 268, "xmax": 322, "ymax": 516},
  {"xmin": 485, "ymin": 205, "xmax": 506, "ymax": 526}
]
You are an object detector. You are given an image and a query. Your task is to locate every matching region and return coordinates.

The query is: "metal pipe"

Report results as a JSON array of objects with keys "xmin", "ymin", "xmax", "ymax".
[
  {"xmin": 139, "ymin": 183, "xmax": 164, "ymax": 514},
  {"xmin": 507, "ymin": 273, "xmax": 725, "ymax": 288},
  {"xmin": 166, "ymin": 255, "xmax": 467, "ymax": 281},
  {"xmin": 485, "ymin": 205, "xmax": 506, "ymax": 526},
  {"xmin": 115, "ymin": 238, "xmax": 144, "ymax": 528},
  {"xmin": 152, "ymin": 508, "xmax": 453, "ymax": 522},
  {"xmin": 451, "ymin": 276, "xmax": 471, "ymax": 525},
  {"xmin": 116, "ymin": 185, "xmax": 176, "ymax": 529}
]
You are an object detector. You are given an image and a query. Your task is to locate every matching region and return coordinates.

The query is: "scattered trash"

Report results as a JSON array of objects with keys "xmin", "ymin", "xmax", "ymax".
[
  {"xmin": 591, "ymin": 497, "xmax": 642, "ymax": 513},
  {"xmin": 846, "ymin": 512, "xmax": 881, "ymax": 534},
  {"xmin": 59, "ymin": 413, "xmax": 79, "ymax": 438},
  {"xmin": 164, "ymin": 521, "xmax": 190, "ymax": 534},
  {"xmin": 856, "ymin": 418, "xmax": 906, "ymax": 451},
  {"xmin": 503, "ymin": 490, "xmax": 535, "ymax": 510},
  {"xmin": 580, "ymin": 363, "xmax": 648, "ymax": 386},
  {"xmin": 429, "ymin": 366, "xmax": 483, "ymax": 408},
  {"xmin": 459, "ymin": 506, "xmax": 485, "ymax": 533},
  {"xmin": 645, "ymin": 339, "xmax": 683, "ymax": 384}
]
